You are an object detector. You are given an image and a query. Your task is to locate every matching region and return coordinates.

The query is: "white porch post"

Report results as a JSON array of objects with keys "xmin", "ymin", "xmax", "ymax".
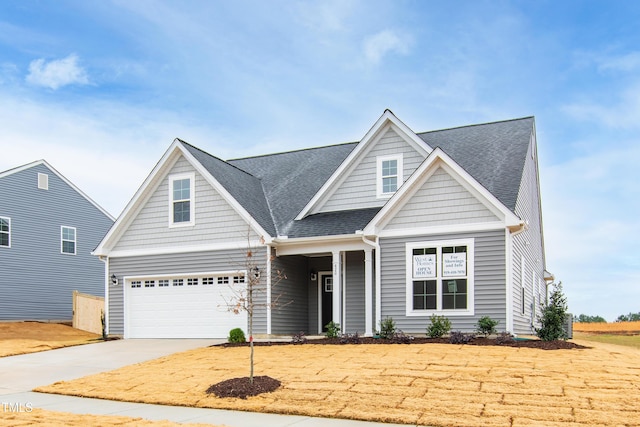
[
  {"xmin": 332, "ymin": 250, "xmax": 342, "ymax": 331},
  {"xmin": 364, "ymin": 248, "xmax": 373, "ymax": 336}
]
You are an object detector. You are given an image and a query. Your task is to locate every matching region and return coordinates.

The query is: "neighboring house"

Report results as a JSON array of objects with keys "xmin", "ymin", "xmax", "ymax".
[
  {"xmin": 0, "ymin": 160, "xmax": 115, "ymax": 321},
  {"xmin": 94, "ymin": 110, "xmax": 552, "ymax": 338}
]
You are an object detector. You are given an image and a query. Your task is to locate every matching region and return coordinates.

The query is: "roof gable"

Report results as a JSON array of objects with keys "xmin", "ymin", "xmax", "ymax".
[
  {"xmin": 0, "ymin": 160, "xmax": 114, "ymax": 221},
  {"xmin": 363, "ymin": 148, "xmax": 522, "ymax": 236},
  {"xmin": 296, "ymin": 110, "xmax": 432, "ymax": 220}
]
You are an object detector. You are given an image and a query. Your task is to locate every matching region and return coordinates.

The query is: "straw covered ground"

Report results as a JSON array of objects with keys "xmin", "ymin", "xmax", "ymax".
[
  {"xmin": 0, "ymin": 408, "xmax": 220, "ymax": 427},
  {"xmin": 573, "ymin": 321, "xmax": 640, "ymax": 334},
  {"xmin": 36, "ymin": 340, "xmax": 640, "ymax": 427},
  {"xmin": 0, "ymin": 322, "xmax": 101, "ymax": 357}
]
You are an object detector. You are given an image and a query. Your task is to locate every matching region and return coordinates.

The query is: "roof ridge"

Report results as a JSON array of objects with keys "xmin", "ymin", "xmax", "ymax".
[
  {"xmin": 227, "ymin": 140, "xmax": 358, "ymax": 162},
  {"xmin": 176, "ymin": 138, "xmax": 261, "ymax": 180},
  {"xmin": 418, "ymin": 116, "xmax": 535, "ymax": 135}
]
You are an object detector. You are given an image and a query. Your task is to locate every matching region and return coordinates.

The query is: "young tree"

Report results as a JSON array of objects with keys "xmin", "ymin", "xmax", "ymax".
[
  {"xmin": 223, "ymin": 236, "xmax": 286, "ymax": 384},
  {"xmin": 535, "ymin": 281, "xmax": 568, "ymax": 341}
]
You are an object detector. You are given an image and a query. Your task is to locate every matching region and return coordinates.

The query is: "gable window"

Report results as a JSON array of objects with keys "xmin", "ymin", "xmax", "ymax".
[
  {"xmin": 406, "ymin": 239, "xmax": 474, "ymax": 316},
  {"xmin": 0, "ymin": 217, "xmax": 10, "ymax": 248},
  {"xmin": 169, "ymin": 173, "xmax": 195, "ymax": 227},
  {"xmin": 38, "ymin": 173, "xmax": 49, "ymax": 190},
  {"xmin": 61, "ymin": 226, "xmax": 76, "ymax": 255},
  {"xmin": 377, "ymin": 154, "xmax": 403, "ymax": 198}
]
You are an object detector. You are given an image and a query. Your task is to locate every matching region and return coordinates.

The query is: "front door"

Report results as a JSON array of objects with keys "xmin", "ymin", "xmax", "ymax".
[{"xmin": 321, "ymin": 274, "xmax": 333, "ymax": 332}]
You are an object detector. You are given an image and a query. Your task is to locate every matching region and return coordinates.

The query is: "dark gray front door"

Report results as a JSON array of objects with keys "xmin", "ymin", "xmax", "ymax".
[{"xmin": 321, "ymin": 275, "xmax": 333, "ymax": 332}]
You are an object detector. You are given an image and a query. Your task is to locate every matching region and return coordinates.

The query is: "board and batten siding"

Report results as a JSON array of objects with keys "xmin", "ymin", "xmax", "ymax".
[
  {"xmin": 270, "ymin": 255, "xmax": 309, "ymax": 335},
  {"xmin": 511, "ymin": 133, "xmax": 547, "ymax": 335},
  {"xmin": 107, "ymin": 247, "xmax": 267, "ymax": 336},
  {"xmin": 318, "ymin": 127, "xmax": 426, "ymax": 213},
  {"xmin": 379, "ymin": 230, "xmax": 507, "ymax": 333},
  {"xmin": 0, "ymin": 163, "xmax": 113, "ymax": 320},
  {"xmin": 114, "ymin": 156, "xmax": 259, "ymax": 252},
  {"xmin": 386, "ymin": 166, "xmax": 499, "ymax": 230}
]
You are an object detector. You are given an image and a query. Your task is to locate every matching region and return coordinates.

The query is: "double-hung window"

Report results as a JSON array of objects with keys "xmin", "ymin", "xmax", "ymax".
[
  {"xmin": 0, "ymin": 217, "xmax": 10, "ymax": 248},
  {"xmin": 169, "ymin": 173, "xmax": 195, "ymax": 227},
  {"xmin": 61, "ymin": 226, "xmax": 76, "ymax": 255},
  {"xmin": 377, "ymin": 154, "xmax": 403, "ymax": 198},
  {"xmin": 406, "ymin": 239, "xmax": 474, "ymax": 316}
]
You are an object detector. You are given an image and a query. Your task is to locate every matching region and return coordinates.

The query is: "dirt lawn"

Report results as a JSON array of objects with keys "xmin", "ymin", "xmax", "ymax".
[
  {"xmin": 0, "ymin": 322, "xmax": 101, "ymax": 357},
  {"xmin": 36, "ymin": 340, "xmax": 640, "ymax": 427}
]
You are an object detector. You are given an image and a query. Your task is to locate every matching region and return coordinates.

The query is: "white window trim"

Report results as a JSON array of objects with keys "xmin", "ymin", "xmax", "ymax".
[
  {"xmin": 61, "ymin": 226, "xmax": 76, "ymax": 255},
  {"xmin": 168, "ymin": 172, "xmax": 195, "ymax": 228},
  {"xmin": 405, "ymin": 238, "xmax": 475, "ymax": 317},
  {"xmin": 376, "ymin": 154, "xmax": 403, "ymax": 199},
  {"xmin": 0, "ymin": 216, "xmax": 10, "ymax": 248}
]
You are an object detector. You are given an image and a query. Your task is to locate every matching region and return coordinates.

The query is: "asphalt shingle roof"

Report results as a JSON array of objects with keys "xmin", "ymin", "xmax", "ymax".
[{"xmin": 183, "ymin": 117, "xmax": 534, "ymax": 239}]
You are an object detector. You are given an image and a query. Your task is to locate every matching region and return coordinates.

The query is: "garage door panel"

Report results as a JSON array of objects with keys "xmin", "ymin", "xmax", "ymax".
[{"xmin": 126, "ymin": 276, "xmax": 247, "ymax": 338}]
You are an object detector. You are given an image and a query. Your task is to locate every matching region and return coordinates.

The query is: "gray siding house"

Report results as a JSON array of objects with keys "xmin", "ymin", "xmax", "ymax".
[
  {"xmin": 95, "ymin": 110, "xmax": 552, "ymax": 338},
  {"xmin": 0, "ymin": 160, "xmax": 115, "ymax": 321}
]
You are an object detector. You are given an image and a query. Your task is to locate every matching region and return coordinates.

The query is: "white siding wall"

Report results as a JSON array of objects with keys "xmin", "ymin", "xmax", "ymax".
[
  {"xmin": 511, "ymin": 133, "xmax": 547, "ymax": 335},
  {"xmin": 386, "ymin": 166, "xmax": 499, "ymax": 230},
  {"xmin": 114, "ymin": 156, "xmax": 258, "ymax": 251},
  {"xmin": 319, "ymin": 127, "xmax": 426, "ymax": 213}
]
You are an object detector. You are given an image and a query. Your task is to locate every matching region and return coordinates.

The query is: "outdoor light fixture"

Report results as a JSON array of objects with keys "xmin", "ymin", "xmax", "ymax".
[
  {"xmin": 251, "ymin": 266, "xmax": 260, "ymax": 279},
  {"xmin": 110, "ymin": 274, "xmax": 118, "ymax": 285},
  {"xmin": 310, "ymin": 271, "xmax": 317, "ymax": 281}
]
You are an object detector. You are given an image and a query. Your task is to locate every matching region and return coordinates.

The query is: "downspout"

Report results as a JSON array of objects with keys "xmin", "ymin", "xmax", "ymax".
[
  {"xmin": 360, "ymin": 234, "xmax": 379, "ymax": 336},
  {"xmin": 266, "ymin": 245, "xmax": 272, "ymax": 335},
  {"xmin": 506, "ymin": 221, "xmax": 527, "ymax": 334},
  {"xmin": 99, "ymin": 255, "xmax": 109, "ymax": 337}
]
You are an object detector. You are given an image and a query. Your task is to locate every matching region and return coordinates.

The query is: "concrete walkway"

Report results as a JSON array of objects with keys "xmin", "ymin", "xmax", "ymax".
[{"xmin": 0, "ymin": 340, "xmax": 407, "ymax": 427}]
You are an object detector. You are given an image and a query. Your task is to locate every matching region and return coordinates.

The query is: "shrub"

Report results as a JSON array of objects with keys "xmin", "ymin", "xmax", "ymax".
[
  {"xmin": 228, "ymin": 327, "xmax": 246, "ymax": 343},
  {"xmin": 426, "ymin": 314, "xmax": 451, "ymax": 338},
  {"xmin": 325, "ymin": 321, "xmax": 340, "ymax": 338},
  {"xmin": 291, "ymin": 331, "xmax": 307, "ymax": 344},
  {"xmin": 391, "ymin": 330, "xmax": 414, "ymax": 344},
  {"xmin": 535, "ymin": 281, "xmax": 568, "ymax": 341},
  {"xmin": 476, "ymin": 316, "xmax": 499, "ymax": 337},
  {"xmin": 379, "ymin": 317, "xmax": 396, "ymax": 339},
  {"xmin": 449, "ymin": 331, "xmax": 474, "ymax": 344},
  {"xmin": 496, "ymin": 331, "xmax": 515, "ymax": 345}
]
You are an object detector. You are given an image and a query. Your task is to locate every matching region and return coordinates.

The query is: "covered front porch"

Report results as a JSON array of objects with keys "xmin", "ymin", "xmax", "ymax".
[{"xmin": 267, "ymin": 236, "xmax": 378, "ymax": 337}]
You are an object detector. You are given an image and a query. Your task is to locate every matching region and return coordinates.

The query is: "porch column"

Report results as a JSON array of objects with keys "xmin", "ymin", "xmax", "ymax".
[
  {"xmin": 364, "ymin": 248, "xmax": 373, "ymax": 336},
  {"xmin": 332, "ymin": 250, "xmax": 342, "ymax": 331}
]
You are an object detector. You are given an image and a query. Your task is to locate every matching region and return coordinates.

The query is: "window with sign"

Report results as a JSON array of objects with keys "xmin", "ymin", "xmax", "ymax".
[{"xmin": 406, "ymin": 239, "xmax": 474, "ymax": 315}]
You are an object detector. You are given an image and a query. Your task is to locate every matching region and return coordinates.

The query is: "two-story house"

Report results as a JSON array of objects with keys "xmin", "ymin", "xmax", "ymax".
[
  {"xmin": 0, "ymin": 160, "xmax": 115, "ymax": 321},
  {"xmin": 94, "ymin": 110, "xmax": 552, "ymax": 338}
]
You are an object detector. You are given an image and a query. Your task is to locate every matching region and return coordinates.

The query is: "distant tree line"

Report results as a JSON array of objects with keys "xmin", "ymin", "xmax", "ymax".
[
  {"xmin": 615, "ymin": 312, "xmax": 640, "ymax": 322},
  {"xmin": 574, "ymin": 312, "xmax": 640, "ymax": 323}
]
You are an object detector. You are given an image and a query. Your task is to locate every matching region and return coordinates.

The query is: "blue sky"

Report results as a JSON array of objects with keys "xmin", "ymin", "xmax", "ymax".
[{"xmin": 1, "ymin": 0, "xmax": 639, "ymax": 321}]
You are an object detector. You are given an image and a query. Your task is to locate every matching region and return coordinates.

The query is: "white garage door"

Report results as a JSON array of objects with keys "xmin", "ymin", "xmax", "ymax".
[{"xmin": 125, "ymin": 273, "xmax": 247, "ymax": 338}]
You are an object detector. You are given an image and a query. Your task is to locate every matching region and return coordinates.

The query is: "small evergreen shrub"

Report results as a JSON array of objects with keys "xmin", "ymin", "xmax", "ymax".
[
  {"xmin": 291, "ymin": 331, "xmax": 307, "ymax": 344},
  {"xmin": 379, "ymin": 317, "xmax": 396, "ymax": 339},
  {"xmin": 449, "ymin": 331, "xmax": 474, "ymax": 344},
  {"xmin": 325, "ymin": 321, "xmax": 341, "ymax": 338},
  {"xmin": 535, "ymin": 282, "xmax": 568, "ymax": 341},
  {"xmin": 228, "ymin": 327, "xmax": 246, "ymax": 343},
  {"xmin": 476, "ymin": 316, "xmax": 499, "ymax": 337},
  {"xmin": 426, "ymin": 314, "xmax": 451, "ymax": 338}
]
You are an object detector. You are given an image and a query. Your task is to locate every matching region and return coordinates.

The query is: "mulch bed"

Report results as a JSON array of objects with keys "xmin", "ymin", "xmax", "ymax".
[
  {"xmin": 220, "ymin": 336, "xmax": 588, "ymax": 350},
  {"xmin": 206, "ymin": 376, "xmax": 281, "ymax": 399}
]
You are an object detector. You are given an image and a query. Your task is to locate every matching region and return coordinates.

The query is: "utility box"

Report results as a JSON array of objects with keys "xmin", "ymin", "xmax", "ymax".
[{"xmin": 563, "ymin": 313, "xmax": 573, "ymax": 339}]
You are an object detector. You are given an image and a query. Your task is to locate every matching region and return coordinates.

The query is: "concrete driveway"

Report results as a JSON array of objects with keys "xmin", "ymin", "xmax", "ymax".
[{"xmin": 0, "ymin": 338, "xmax": 220, "ymax": 395}]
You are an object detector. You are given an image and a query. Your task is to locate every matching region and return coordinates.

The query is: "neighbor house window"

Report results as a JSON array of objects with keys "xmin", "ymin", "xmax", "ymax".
[
  {"xmin": 0, "ymin": 217, "xmax": 10, "ymax": 248},
  {"xmin": 406, "ymin": 239, "xmax": 474, "ymax": 316},
  {"xmin": 169, "ymin": 173, "xmax": 195, "ymax": 227},
  {"xmin": 61, "ymin": 226, "xmax": 76, "ymax": 255},
  {"xmin": 377, "ymin": 154, "xmax": 403, "ymax": 198}
]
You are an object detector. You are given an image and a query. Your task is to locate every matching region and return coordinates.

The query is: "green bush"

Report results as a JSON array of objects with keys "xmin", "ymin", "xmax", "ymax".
[
  {"xmin": 379, "ymin": 317, "xmax": 396, "ymax": 339},
  {"xmin": 228, "ymin": 327, "xmax": 246, "ymax": 343},
  {"xmin": 325, "ymin": 321, "xmax": 340, "ymax": 338},
  {"xmin": 426, "ymin": 314, "xmax": 451, "ymax": 338},
  {"xmin": 535, "ymin": 282, "xmax": 568, "ymax": 341},
  {"xmin": 476, "ymin": 316, "xmax": 499, "ymax": 337}
]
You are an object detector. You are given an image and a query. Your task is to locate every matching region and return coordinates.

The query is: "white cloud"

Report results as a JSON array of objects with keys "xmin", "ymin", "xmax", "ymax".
[
  {"xmin": 562, "ymin": 82, "xmax": 640, "ymax": 129},
  {"xmin": 597, "ymin": 51, "xmax": 640, "ymax": 72},
  {"xmin": 26, "ymin": 54, "xmax": 89, "ymax": 90},
  {"xmin": 363, "ymin": 29, "xmax": 411, "ymax": 65}
]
